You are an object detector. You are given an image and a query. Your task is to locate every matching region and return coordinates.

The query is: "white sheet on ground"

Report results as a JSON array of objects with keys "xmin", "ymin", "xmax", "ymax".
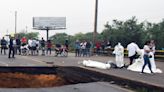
[{"xmin": 82, "ymin": 60, "xmax": 111, "ymax": 69}]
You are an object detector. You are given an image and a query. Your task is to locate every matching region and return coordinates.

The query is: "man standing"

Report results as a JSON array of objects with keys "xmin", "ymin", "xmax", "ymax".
[
  {"xmin": 80, "ymin": 40, "xmax": 87, "ymax": 57},
  {"xmin": 75, "ymin": 40, "xmax": 80, "ymax": 57},
  {"xmin": 1, "ymin": 37, "xmax": 7, "ymax": 55},
  {"xmin": 16, "ymin": 37, "xmax": 21, "ymax": 55},
  {"xmin": 40, "ymin": 37, "xmax": 45, "ymax": 55},
  {"xmin": 127, "ymin": 41, "xmax": 140, "ymax": 65},
  {"xmin": 8, "ymin": 36, "xmax": 15, "ymax": 58},
  {"xmin": 46, "ymin": 40, "xmax": 52, "ymax": 55},
  {"xmin": 95, "ymin": 41, "xmax": 101, "ymax": 56},
  {"xmin": 86, "ymin": 41, "xmax": 91, "ymax": 57}
]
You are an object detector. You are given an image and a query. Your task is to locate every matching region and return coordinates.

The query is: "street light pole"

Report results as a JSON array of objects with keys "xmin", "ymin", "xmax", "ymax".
[
  {"xmin": 93, "ymin": 0, "xmax": 98, "ymax": 44},
  {"xmin": 15, "ymin": 11, "xmax": 17, "ymax": 35}
]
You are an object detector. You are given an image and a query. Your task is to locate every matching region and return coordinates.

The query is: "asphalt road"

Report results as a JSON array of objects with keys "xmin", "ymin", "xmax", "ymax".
[
  {"xmin": 0, "ymin": 82, "xmax": 133, "ymax": 92},
  {"xmin": 0, "ymin": 52, "xmax": 117, "ymax": 67},
  {"xmin": 0, "ymin": 53, "xmax": 135, "ymax": 92}
]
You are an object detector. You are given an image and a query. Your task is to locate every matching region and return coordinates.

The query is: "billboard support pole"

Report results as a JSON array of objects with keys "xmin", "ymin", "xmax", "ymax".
[{"xmin": 46, "ymin": 27, "xmax": 49, "ymax": 41}]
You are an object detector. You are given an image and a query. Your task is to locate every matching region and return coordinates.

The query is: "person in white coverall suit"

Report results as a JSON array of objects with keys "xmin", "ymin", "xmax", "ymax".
[{"xmin": 113, "ymin": 43, "xmax": 124, "ymax": 68}]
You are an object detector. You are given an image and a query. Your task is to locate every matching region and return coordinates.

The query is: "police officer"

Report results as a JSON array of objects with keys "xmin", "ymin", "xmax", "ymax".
[{"xmin": 8, "ymin": 36, "xmax": 15, "ymax": 58}]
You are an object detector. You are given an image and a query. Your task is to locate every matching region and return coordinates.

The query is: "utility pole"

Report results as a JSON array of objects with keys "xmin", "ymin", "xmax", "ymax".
[
  {"xmin": 15, "ymin": 11, "xmax": 17, "ymax": 35},
  {"xmin": 93, "ymin": 0, "xmax": 98, "ymax": 45}
]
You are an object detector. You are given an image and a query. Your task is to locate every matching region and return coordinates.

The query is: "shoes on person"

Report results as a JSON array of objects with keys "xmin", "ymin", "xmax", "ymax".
[
  {"xmin": 150, "ymin": 72, "xmax": 155, "ymax": 75},
  {"xmin": 140, "ymin": 72, "xmax": 144, "ymax": 74}
]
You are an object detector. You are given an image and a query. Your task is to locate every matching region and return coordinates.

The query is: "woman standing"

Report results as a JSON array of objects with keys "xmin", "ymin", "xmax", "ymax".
[{"xmin": 141, "ymin": 41, "xmax": 153, "ymax": 74}]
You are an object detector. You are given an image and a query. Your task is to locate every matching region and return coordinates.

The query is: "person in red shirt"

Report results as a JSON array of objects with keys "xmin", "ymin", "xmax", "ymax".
[
  {"xmin": 21, "ymin": 36, "xmax": 27, "ymax": 46},
  {"xmin": 96, "ymin": 41, "xmax": 101, "ymax": 56},
  {"xmin": 46, "ymin": 40, "xmax": 52, "ymax": 55}
]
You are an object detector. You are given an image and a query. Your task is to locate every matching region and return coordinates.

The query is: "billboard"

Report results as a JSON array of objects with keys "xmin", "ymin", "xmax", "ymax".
[{"xmin": 33, "ymin": 17, "xmax": 66, "ymax": 30}]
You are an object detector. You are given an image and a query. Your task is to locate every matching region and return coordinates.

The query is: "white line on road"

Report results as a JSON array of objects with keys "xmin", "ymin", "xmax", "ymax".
[
  {"xmin": 21, "ymin": 56, "xmax": 47, "ymax": 65},
  {"xmin": 0, "ymin": 61, "xmax": 8, "ymax": 66}
]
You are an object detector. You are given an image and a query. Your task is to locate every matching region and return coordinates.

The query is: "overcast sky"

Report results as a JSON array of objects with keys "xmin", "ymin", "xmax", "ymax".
[{"xmin": 0, "ymin": 0, "xmax": 164, "ymax": 39}]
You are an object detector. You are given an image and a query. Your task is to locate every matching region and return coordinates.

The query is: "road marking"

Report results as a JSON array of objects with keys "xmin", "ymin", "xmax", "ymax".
[
  {"xmin": 21, "ymin": 56, "xmax": 46, "ymax": 65},
  {"xmin": 19, "ymin": 64, "xmax": 35, "ymax": 66},
  {"xmin": 0, "ymin": 61, "xmax": 8, "ymax": 66}
]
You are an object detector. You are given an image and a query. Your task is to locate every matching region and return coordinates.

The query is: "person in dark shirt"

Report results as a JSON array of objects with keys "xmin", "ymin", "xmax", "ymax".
[
  {"xmin": 40, "ymin": 37, "xmax": 45, "ymax": 55},
  {"xmin": 1, "ymin": 37, "xmax": 7, "ymax": 55},
  {"xmin": 16, "ymin": 37, "xmax": 21, "ymax": 55},
  {"xmin": 65, "ymin": 39, "xmax": 69, "ymax": 50},
  {"xmin": 86, "ymin": 41, "xmax": 91, "ymax": 57},
  {"xmin": 8, "ymin": 36, "xmax": 15, "ymax": 58}
]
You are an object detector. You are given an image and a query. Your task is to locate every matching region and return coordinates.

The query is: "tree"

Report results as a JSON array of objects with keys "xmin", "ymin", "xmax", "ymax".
[
  {"xmin": 50, "ymin": 33, "xmax": 68, "ymax": 45},
  {"xmin": 147, "ymin": 20, "xmax": 164, "ymax": 49},
  {"xmin": 16, "ymin": 32, "xmax": 39, "ymax": 39},
  {"xmin": 102, "ymin": 17, "xmax": 144, "ymax": 48}
]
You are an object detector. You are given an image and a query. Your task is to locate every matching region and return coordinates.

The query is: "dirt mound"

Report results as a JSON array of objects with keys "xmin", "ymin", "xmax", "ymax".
[{"xmin": 0, "ymin": 73, "xmax": 66, "ymax": 88}]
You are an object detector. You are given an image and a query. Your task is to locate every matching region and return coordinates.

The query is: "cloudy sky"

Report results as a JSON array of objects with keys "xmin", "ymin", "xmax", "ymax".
[{"xmin": 0, "ymin": 0, "xmax": 164, "ymax": 39}]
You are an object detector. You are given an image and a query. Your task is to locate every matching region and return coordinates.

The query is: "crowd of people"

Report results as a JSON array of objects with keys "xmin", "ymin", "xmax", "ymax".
[
  {"xmin": 1, "ymin": 35, "xmax": 113, "ymax": 59},
  {"xmin": 74, "ymin": 40, "xmax": 111, "ymax": 57},
  {"xmin": 0, "ymin": 35, "xmax": 160, "ymax": 74},
  {"xmin": 74, "ymin": 40, "xmax": 92, "ymax": 57},
  {"xmin": 0, "ymin": 36, "xmax": 70, "ymax": 58}
]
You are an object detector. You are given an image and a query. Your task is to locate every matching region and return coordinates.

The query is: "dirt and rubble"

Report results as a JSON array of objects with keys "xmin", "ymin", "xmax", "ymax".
[{"xmin": 0, "ymin": 73, "xmax": 67, "ymax": 88}]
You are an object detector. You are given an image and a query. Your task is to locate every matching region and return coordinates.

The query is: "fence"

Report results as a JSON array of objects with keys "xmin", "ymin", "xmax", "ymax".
[{"xmin": 94, "ymin": 48, "xmax": 164, "ymax": 59}]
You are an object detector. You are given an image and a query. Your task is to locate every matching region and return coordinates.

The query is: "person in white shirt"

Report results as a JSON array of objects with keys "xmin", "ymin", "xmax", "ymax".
[
  {"xmin": 27, "ymin": 38, "xmax": 32, "ymax": 55},
  {"xmin": 80, "ymin": 41, "xmax": 87, "ymax": 57},
  {"xmin": 127, "ymin": 42, "xmax": 140, "ymax": 65},
  {"xmin": 31, "ymin": 39, "xmax": 37, "ymax": 55}
]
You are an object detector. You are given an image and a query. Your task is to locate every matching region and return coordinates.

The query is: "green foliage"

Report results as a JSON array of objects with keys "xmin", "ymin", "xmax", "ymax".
[
  {"xmin": 146, "ymin": 20, "xmax": 164, "ymax": 49},
  {"xmin": 50, "ymin": 33, "xmax": 68, "ymax": 45},
  {"xmin": 102, "ymin": 17, "xmax": 144, "ymax": 47},
  {"xmin": 49, "ymin": 17, "xmax": 164, "ymax": 50},
  {"xmin": 16, "ymin": 32, "xmax": 39, "ymax": 39}
]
